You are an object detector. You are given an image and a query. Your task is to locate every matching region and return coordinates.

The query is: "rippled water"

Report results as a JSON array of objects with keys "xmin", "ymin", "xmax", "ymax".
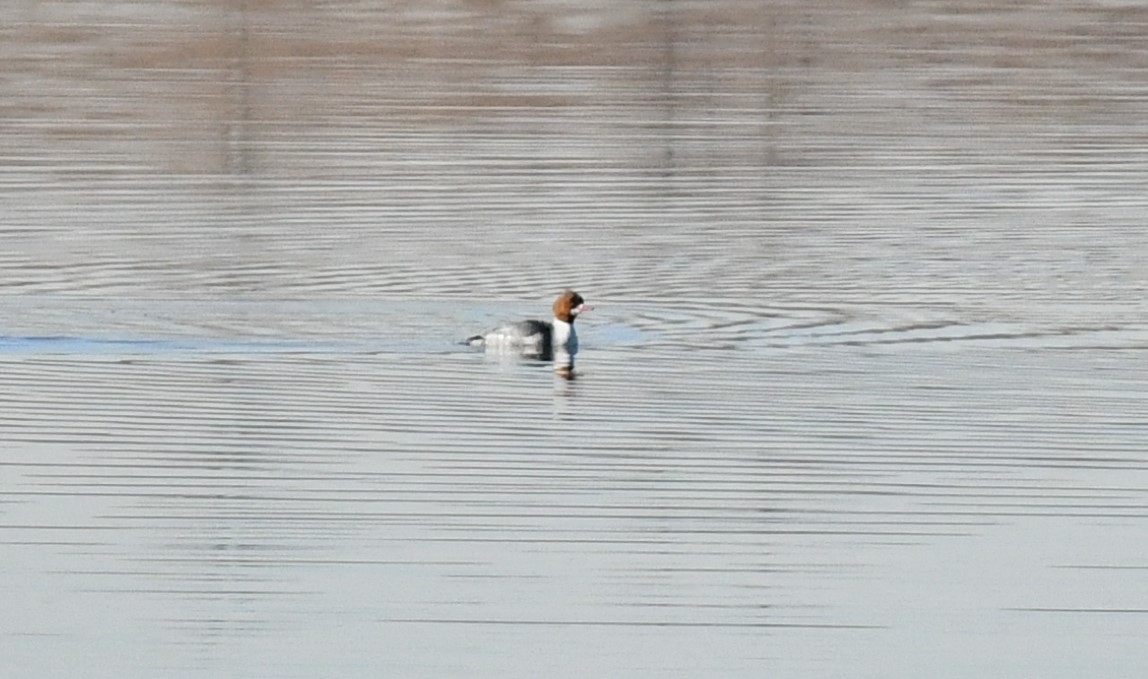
[{"xmin": 4, "ymin": 1, "xmax": 1148, "ymax": 677}]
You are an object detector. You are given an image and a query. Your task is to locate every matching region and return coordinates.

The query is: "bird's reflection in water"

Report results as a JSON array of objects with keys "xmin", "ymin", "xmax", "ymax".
[{"xmin": 554, "ymin": 349, "xmax": 575, "ymax": 381}]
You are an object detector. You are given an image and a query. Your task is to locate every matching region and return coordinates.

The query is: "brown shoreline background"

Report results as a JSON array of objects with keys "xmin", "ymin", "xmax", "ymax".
[{"xmin": 6, "ymin": 1, "xmax": 1148, "ymax": 176}]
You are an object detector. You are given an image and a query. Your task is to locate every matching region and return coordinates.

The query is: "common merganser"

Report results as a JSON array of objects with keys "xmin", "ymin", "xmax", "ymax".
[{"xmin": 466, "ymin": 290, "xmax": 590, "ymax": 363}]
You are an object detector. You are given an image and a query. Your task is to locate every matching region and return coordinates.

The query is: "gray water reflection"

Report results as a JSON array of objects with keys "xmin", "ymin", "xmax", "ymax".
[{"xmin": 4, "ymin": 1, "xmax": 1148, "ymax": 677}]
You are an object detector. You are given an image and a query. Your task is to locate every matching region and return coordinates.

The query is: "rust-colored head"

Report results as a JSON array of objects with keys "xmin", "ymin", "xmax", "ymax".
[{"xmin": 552, "ymin": 289, "xmax": 589, "ymax": 324}]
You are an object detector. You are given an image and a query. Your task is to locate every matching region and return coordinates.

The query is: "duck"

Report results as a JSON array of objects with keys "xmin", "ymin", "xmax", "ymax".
[{"xmin": 466, "ymin": 289, "xmax": 590, "ymax": 364}]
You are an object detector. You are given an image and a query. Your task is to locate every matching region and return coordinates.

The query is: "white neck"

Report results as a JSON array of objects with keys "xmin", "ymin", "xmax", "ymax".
[{"xmin": 552, "ymin": 318, "xmax": 576, "ymax": 350}]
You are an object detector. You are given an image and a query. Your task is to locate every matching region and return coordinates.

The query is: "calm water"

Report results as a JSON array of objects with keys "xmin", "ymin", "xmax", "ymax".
[{"xmin": 3, "ymin": 1, "xmax": 1148, "ymax": 677}]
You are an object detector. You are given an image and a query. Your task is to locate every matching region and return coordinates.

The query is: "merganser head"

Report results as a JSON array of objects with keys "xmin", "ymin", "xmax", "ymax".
[{"xmin": 553, "ymin": 289, "xmax": 589, "ymax": 324}]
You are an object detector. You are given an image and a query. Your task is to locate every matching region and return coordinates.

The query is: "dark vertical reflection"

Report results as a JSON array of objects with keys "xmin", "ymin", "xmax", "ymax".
[
  {"xmin": 658, "ymin": 0, "xmax": 677, "ymax": 175},
  {"xmin": 226, "ymin": 0, "xmax": 252, "ymax": 176}
]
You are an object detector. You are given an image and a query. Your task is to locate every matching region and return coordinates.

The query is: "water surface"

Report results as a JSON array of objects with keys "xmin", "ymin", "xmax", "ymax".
[{"xmin": 3, "ymin": 1, "xmax": 1148, "ymax": 677}]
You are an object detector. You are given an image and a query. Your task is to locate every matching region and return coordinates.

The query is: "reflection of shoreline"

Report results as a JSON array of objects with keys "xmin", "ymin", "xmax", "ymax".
[
  {"xmin": 7, "ymin": 2, "xmax": 807, "ymax": 176},
  {"xmin": 7, "ymin": 1, "xmax": 1132, "ymax": 177}
]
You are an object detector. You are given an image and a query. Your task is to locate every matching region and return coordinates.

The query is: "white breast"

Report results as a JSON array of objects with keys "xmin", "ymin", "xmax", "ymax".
[{"xmin": 551, "ymin": 319, "xmax": 577, "ymax": 354}]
